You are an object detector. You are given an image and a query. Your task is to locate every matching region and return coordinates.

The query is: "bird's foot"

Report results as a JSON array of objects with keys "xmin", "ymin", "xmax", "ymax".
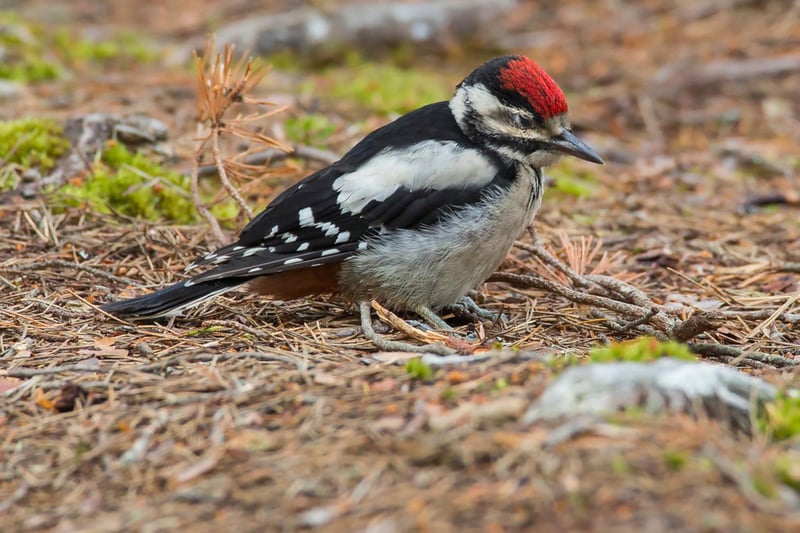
[
  {"xmin": 412, "ymin": 305, "xmax": 455, "ymax": 332},
  {"xmin": 448, "ymin": 296, "xmax": 506, "ymax": 326}
]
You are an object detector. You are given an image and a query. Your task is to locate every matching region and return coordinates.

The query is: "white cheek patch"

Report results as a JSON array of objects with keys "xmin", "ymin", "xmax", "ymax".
[
  {"xmin": 451, "ymin": 83, "xmax": 550, "ymax": 141},
  {"xmin": 332, "ymin": 141, "xmax": 496, "ymax": 215}
]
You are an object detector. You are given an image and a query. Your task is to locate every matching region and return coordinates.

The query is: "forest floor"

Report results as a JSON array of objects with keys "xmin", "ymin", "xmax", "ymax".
[{"xmin": 1, "ymin": 1, "xmax": 799, "ymax": 531}]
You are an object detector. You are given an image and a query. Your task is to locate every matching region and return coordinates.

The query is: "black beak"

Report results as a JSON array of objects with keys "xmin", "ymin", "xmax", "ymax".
[{"xmin": 549, "ymin": 129, "xmax": 604, "ymax": 165}]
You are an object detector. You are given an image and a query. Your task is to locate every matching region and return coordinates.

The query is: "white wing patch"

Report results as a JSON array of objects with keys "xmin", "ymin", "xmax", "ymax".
[
  {"xmin": 298, "ymin": 207, "xmax": 315, "ymax": 227},
  {"xmin": 332, "ymin": 141, "xmax": 496, "ymax": 215}
]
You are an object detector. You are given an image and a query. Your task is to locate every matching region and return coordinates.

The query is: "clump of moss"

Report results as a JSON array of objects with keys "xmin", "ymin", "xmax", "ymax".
[
  {"xmin": 590, "ymin": 337, "xmax": 696, "ymax": 363},
  {"xmin": 54, "ymin": 141, "xmax": 238, "ymax": 224},
  {"xmin": 285, "ymin": 113, "xmax": 336, "ymax": 148},
  {"xmin": 544, "ymin": 352, "xmax": 582, "ymax": 372},
  {"xmin": 0, "ymin": 117, "xmax": 70, "ymax": 191},
  {"xmin": 405, "ymin": 357, "xmax": 433, "ymax": 381},
  {"xmin": 0, "ymin": 13, "xmax": 158, "ymax": 83},
  {"xmin": 663, "ymin": 449, "xmax": 688, "ymax": 471},
  {"xmin": 548, "ymin": 161, "xmax": 599, "ymax": 199},
  {"xmin": 265, "ymin": 50, "xmax": 452, "ymax": 116},
  {"xmin": 0, "ymin": 13, "xmax": 61, "ymax": 82},
  {"xmin": 774, "ymin": 453, "xmax": 800, "ymax": 491},
  {"xmin": 760, "ymin": 393, "xmax": 800, "ymax": 441},
  {"xmin": 327, "ymin": 61, "xmax": 450, "ymax": 115},
  {"xmin": 0, "ymin": 117, "xmax": 69, "ymax": 169},
  {"xmin": 742, "ymin": 452, "xmax": 800, "ymax": 500},
  {"xmin": 54, "ymin": 29, "xmax": 158, "ymax": 67}
]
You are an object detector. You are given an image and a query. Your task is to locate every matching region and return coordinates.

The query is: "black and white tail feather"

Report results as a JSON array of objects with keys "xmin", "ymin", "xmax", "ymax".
[{"xmin": 101, "ymin": 277, "xmax": 246, "ymax": 319}]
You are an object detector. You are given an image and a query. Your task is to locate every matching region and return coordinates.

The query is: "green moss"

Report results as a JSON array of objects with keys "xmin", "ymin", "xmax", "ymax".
[
  {"xmin": 571, "ymin": 213, "xmax": 597, "ymax": 226},
  {"xmin": 405, "ymin": 357, "xmax": 433, "ymax": 381},
  {"xmin": 545, "ymin": 352, "xmax": 582, "ymax": 371},
  {"xmin": 186, "ymin": 325, "xmax": 225, "ymax": 336},
  {"xmin": 333, "ymin": 64, "xmax": 448, "ymax": 115},
  {"xmin": 752, "ymin": 474, "xmax": 778, "ymax": 499},
  {"xmin": 663, "ymin": 450, "xmax": 688, "ymax": 471},
  {"xmin": 548, "ymin": 162, "xmax": 599, "ymax": 198},
  {"xmin": 266, "ymin": 50, "xmax": 453, "ymax": 116},
  {"xmin": 760, "ymin": 394, "xmax": 800, "ymax": 441},
  {"xmin": 774, "ymin": 454, "xmax": 800, "ymax": 492},
  {"xmin": 0, "ymin": 13, "xmax": 157, "ymax": 83},
  {"xmin": 54, "ymin": 29, "xmax": 158, "ymax": 66},
  {"xmin": 264, "ymin": 50, "xmax": 308, "ymax": 71},
  {"xmin": 0, "ymin": 117, "xmax": 69, "ymax": 169},
  {"xmin": 0, "ymin": 13, "xmax": 61, "ymax": 81},
  {"xmin": 285, "ymin": 113, "xmax": 336, "ymax": 148},
  {"xmin": 53, "ymin": 141, "xmax": 238, "ymax": 224},
  {"xmin": 440, "ymin": 387, "xmax": 457, "ymax": 402},
  {"xmin": 0, "ymin": 118, "xmax": 70, "ymax": 191},
  {"xmin": 611, "ymin": 456, "xmax": 631, "ymax": 475},
  {"xmin": 590, "ymin": 337, "xmax": 696, "ymax": 363},
  {"xmin": 321, "ymin": 54, "xmax": 451, "ymax": 116}
]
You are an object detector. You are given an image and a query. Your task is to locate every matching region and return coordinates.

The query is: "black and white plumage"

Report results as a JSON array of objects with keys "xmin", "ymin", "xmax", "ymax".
[{"xmin": 102, "ymin": 55, "xmax": 603, "ymax": 351}]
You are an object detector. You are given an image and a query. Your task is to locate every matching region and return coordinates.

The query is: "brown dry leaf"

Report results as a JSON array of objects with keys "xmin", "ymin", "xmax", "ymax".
[
  {"xmin": 444, "ymin": 370, "xmax": 470, "ymax": 384},
  {"xmin": 762, "ymin": 275, "xmax": 798, "ymax": 294},
  {"xmin": 34, "ymin": 389, "xmax": 55, "ymax": 411},
  {"xmin": 53, "ymin": 383, "xmax": 91, "ymax": 412}
]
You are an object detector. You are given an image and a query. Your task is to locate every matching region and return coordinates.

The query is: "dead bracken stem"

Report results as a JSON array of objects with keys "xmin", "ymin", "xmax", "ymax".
[{"xmin": 190, "ymin": 37, "xmax": 290, "ymax": 245}]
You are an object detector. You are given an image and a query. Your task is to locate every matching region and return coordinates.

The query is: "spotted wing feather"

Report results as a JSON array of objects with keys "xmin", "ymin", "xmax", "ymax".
[{"xmin": 186, "ymin": 102, "xmax": 513, "ymax": 283}]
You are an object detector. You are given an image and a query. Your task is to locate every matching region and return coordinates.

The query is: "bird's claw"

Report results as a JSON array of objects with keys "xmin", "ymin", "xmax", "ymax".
[{"xmin": 449, "ymin": 296, "xmax": 506, "ymax": 326}]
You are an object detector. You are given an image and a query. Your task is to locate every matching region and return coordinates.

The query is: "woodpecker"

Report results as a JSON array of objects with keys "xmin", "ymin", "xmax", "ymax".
[{"xmin": 102, "ymin": 55, "xmax": 603, "ymax": 353}]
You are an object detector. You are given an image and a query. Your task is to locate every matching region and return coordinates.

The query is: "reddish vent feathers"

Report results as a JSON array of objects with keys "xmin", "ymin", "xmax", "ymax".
[{"xmin": 499, "ymin": 57, "xmax": 568, "ymax": 119}]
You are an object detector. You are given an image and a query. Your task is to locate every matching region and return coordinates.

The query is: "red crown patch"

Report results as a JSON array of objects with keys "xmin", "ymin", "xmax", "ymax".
[{"xmin": 499, "ymin": 57, "xmax": 568, "ymax": 119}]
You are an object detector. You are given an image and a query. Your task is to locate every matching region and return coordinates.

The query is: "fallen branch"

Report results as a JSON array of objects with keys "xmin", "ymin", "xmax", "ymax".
[
  {"xmin": 172, "ymin": 0, "xmax": 519, "ymax": 63},
  {"xmin": 687, "ymin": 343, "xmax": 796, "ymax": 368},
  {"xmin": 650, "ymin": 54, "xmax": 800, "ymax": 97},
  {"xmin": 523, "ymin": 357, "xmax": 782, "ymax": 434}
]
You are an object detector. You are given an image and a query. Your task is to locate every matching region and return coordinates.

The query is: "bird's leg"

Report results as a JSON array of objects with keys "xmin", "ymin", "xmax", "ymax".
[
  {"xmin": 412, "ymin": 305, "xmax": 455, "ymax": 332},
  {"xmin": 448, "ymin": 295, "xmax": 506, "ymax": 325},
  {"xmin": 414, "ymin": 304, "xmax": 481, "ymax": 343},
  {"xmin": 359, "ymin": 301, "xmax": 455, "ymax": 355}
]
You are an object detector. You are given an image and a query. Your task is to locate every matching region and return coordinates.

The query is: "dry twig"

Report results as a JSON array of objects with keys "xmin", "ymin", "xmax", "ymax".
[
  {"xmin": 493, "ymin": 235, "xmax": 798, "ymax": 368},
  {"xmin": 190, "ymin": 38, "xmax": 289, "ymax": 244}
]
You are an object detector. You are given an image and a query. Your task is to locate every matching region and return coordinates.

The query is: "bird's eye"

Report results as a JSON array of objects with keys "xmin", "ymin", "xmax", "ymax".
[{"xmin": 512, "ymin": 113, "xmax": 533, "ymax": 129}]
